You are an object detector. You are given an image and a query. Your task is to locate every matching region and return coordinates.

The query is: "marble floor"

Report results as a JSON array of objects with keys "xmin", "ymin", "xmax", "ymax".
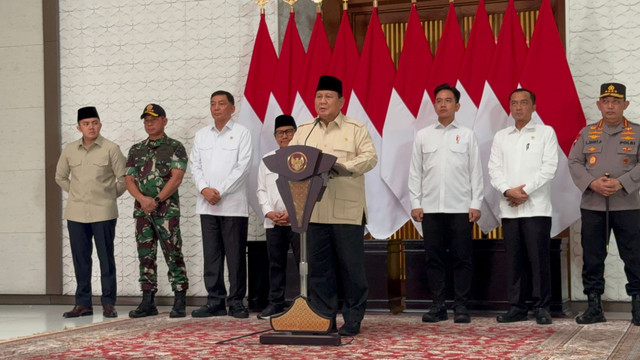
[{"xmin": 0, "ymin": 305, "xmax": 633, "ymax": 342}]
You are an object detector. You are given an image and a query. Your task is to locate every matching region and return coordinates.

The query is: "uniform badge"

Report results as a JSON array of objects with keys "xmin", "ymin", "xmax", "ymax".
[
  {"xmin": 287, "ymin": 152, "xmax": 307, "ymax": 173},
  {"xmin": 587, "ymin": 147, "xmax": 598, "ymax": 152},
  {"xmin": 623, "ymin": 157, "xmax": 629, "ymax": 164},
  {"xmin": 588, "ymin": 135, "xmax": 601, "ymax": 139},
  {"xmin": 621, "ymin": 136, "xmax": 636, "ymax": 141},
  {"xmin": 344, "ymin": 137, "xmax": 349, "ymax": 142},
  {"xmin": 622, "ymin": 147, "xmax": 632, "ymax": 152},
  {"xmin": 456, "ymin": 135, "xmax": 460, "ymax": 144},
  {"xmin": 589, "ymin": 155, "xmax": 597, "ymax": 166}
]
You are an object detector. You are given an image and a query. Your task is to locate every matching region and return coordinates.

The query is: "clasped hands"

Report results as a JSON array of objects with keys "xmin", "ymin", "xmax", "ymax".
[
  {"xmin": 505, "ymin": 185, "xmax": 528, "ymax": 207},
  {"xmin": 589, "ymin": 176, "xmax": 623, "ymax": 197},
  {"xmin": 201, "ymin": 187, "xmax": 222, "ymax": 205},
  {"xmin": 265, "ymin": 211, "xmax": 290, "ymax": 226}
]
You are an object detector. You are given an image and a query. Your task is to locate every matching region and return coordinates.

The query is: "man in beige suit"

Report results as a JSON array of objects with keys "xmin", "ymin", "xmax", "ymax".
[
  {"xmin": 55, "ymin": 106, "xmax": 126, "ymax": 318},
  {"xmin": 289, "ymin": 75, "xmax": 377, "ymax": 336}
]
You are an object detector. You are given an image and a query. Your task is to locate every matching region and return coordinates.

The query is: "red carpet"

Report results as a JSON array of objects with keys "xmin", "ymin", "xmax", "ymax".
[{"xmin": 1, "ymin": 313, "xmax": 638, "ymax": 359}]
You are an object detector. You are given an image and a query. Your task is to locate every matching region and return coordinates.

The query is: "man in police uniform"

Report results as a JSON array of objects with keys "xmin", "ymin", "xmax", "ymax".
[
  {"xmin": 256, "ymin": 114, "xmax": 301, "ymax": 319},
  {"xmin": 55, "ymin": 106, "xmax": 126, "ymax": 318},
  {"xmin": 568, "ymin": 83, "xmax": 640, "ymax": 326},
  {"xmin": 289, "ymin": 75, "xmax": 377, "ymax": 336},
  {"xmin": 125, "ymin": 103, "xmax": 189, "ymax": 318}
]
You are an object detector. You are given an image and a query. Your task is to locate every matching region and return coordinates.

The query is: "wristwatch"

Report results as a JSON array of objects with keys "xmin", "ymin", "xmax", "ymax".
[{"xmin": 154, "ymin": 196, "xmax": 161, "ymax": 203}]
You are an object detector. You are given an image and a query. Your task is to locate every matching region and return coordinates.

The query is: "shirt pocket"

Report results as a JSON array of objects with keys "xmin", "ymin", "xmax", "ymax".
[
  {"xmin": 618, "ymin": 146, "xmax": 638, "ymax": 171},
  {"xmin": 333, "ymin": 138, "xmax": 356, "ymax": 163},
  {"xmin": 583, "ymin": 143, "xmax": 602, "ymax": 170},
  {"xmin": 334, "ymin": 178, "xmax": 361, "ymax": 220}
]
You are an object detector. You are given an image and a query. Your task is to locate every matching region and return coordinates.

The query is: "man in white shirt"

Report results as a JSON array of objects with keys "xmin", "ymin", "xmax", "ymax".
[
  {"xmin": 409, "ymin": 83, "xmax": 483, "ymax": 324},
  {"xmin": 190, "ymin": 90, "xmax": 253, "ymax": 319},
  {"xmin": 256, "ymin": 114, "xmax": 301, "ymax": 320},
  {"xmin": 488, "ymin": 88, "xmax": 558, "ymax": 325}
]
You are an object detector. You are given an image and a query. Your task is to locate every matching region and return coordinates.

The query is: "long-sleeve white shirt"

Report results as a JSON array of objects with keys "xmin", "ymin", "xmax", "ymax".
[
  {"xmin": 488, "ymin": 120, "xmax": 558, "ymax": 218},
  {"xmin": 408, "ymin": 119, "xmax": 484, "ymax": 213},
  {"xmin": 257, "ymin": 149, "xmax": 287, "ymax": 228},
  {"xmin": 190, "ymin": 120, "xmax": 253, "ymax": 216}
]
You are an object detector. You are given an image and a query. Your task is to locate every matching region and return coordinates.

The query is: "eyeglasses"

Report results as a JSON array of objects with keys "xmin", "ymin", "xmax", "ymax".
[{"xmin": 274, "ymin": 129, "xmax": 296, "ymax": 137}]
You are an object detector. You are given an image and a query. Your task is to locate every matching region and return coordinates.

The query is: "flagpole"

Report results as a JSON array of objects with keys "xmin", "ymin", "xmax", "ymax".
[
  {"xmin": 343, "ymin": 0, "xmax": 348, "ymax": 11},
  {"xmin": 310, "ymin": 0, "xmax": 322, "ymax": 13}
]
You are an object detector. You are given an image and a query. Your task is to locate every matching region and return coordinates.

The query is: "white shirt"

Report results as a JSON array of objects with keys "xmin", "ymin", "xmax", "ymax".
[
  {"xmin": 409, "ymin": 119, "xmax": 484, "ymax": 213},
  {"xmin": 257, "ymin": 149, "xmax": 289, "ymax": 228},
  {"xmin": 190, "ymin": 120, "xmax": 253, "ymax": 216},
  {"xmin": 488, "ymin": 120, "xmax": 558, "ymax": 218}
]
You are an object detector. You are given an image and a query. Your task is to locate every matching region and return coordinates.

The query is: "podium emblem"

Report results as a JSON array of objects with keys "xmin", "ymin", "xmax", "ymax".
[{"xmin": 287, "ymin": 152, "xmax": 308, "ymax": 173}]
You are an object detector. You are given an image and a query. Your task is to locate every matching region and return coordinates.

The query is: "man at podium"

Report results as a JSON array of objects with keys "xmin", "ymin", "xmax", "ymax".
[{"xmin": 289, "ymin": 75, "xmax": 377, "ymax": 336}]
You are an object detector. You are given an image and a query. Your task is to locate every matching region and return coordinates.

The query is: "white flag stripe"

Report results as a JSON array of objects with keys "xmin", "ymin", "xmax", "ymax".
[{"xmin": 348, "ymin": 92, "xmax": 409, "ymax": 239}]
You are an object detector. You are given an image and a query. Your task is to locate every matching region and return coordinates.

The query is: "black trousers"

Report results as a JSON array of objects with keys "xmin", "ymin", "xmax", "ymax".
[
  {"xmin": 421, "ymin": 213, "xmax": 472, "ymax": 307},
  {"xmin": 307, "ymin": 222, "xmax": 368, "ymax": 323},
  {"xmin": 266, "ymin": 226, "xmax": 300, "ymax": 305},
  {"xmin": 67, "ymin": 219, "xmax": 117, "ymax": 307},
  {"xmin": 200, "ymin": 215, "xmax": 248, "ymax": 306},
  {"xmin": 502, "ymin": 216, "xmax": 551, "ymax": 309},
  {"xmin": 581, "ymin": 209, "xmax": 640, "ymax": 296}
]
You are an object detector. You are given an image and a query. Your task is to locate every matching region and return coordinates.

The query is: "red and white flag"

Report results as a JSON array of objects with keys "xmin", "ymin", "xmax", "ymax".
[
  {"xmin": 519, "ymin": 0, "xmax": 584, "ymax": 236},
  {"xmin": 380, "ymin": 4, "xmax": 432, "ymax": 225},
  {"xmin": 261, "ymin": 10, "xmax": 305, "ymax": 157},
  {"xmin": 457, "ymin": 0, "xmax": 495, "ymax": 130},
  {"xmin": 292, "ymin": 11, "xmax": 331, "ymax": 123},
  {"xmin": 424, "ymin": 2, "xmax": 465, "ymax": 127},
  {"xmin": 473, "ymin": 0, "xmax": 528, "ymax": 232},
  {"xmin": 327, "ymin": 9, "xmax": 359, "ymax": 113},
  {"xmin": 347, "ymin": 7, "xmax": 406, "ymax": 239},
  {"xmin": 237, "ymin": 12, "xmax": 278, "ymax": 216}
]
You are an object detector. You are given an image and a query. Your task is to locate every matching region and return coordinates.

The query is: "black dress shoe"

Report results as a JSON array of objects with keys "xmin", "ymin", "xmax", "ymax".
[
  {"xmin": 63, "ymin": 305, "xmax": 93, "ymax": 318},
  {"xmin": 496, "ymin": 307, "xmax": 528, "ymax": 323},
  {"xmin": 102, "ymin": 305, "xmax": 118, "ymax": 318},
  {"xmin": 454, "ymin": 305, "xmax": 471, "ymax": 323},
  {"xmin": 422, "ymin": 305, "xmax": 448, "ymax": 323},
  {"xmin": 257, "ymin": 303, "xmax": 284, "ymax": 320},
  {"xmin": 191, "ymin": 304, "xmax": 227, "ymax": 318},
  {"xmin": 229, "ymin": 303, "xmax": 249, "ymax": 319},
  {"xmin": 535, "ymin": 308, "xmax": 552, "ymax": 325},
  {"xmin": 338, "ymin": 321, "xmax": 361, "ymax": 336}
]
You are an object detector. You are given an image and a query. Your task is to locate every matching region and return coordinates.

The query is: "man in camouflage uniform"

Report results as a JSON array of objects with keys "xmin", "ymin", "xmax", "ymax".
[{"xmin": 125, "ymin": 103, "xmax": 189, "ymax": 318}]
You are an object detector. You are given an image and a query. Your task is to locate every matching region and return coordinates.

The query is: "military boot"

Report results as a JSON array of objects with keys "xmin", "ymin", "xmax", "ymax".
[
  {"xmin": 129, "ymin": 290, "xmax": 159, "ymax": 318},
  {"xmin": 631, "ymin": 294, "xmax": 640, "ymax": 326},
  {"xmin": 576, "ymin": 292, "xmax": 606, "ymax": 324},
  {"xmin": 169, "ymin": 290, "xmax": 187, "ymax": 318}
]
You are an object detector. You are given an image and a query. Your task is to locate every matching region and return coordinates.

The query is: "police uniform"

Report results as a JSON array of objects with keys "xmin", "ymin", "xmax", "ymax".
[
  {"xmin": 568, "ymin": 83, "xmax": 640, "ymax": 325},
  {"xmin": 126, "ymin": 129, "xmax": 189, "ymax": 293}
]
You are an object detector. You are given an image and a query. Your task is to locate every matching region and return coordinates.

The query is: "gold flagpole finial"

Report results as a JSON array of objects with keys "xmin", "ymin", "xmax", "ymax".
[
  {"xmin": 283, "ymin": 0, "xmax": 298, "ymax": 13},
  {"xmin": 254, "ymin": 0, "xmax": 270, "ymax": 14},
  {"xmin": 373, "ymin": 0, "xmax": 378, "ymax": 7},
  {"xmin": 342, "ymin": 0, "xmax": 348, "ymax": 11},
  {"xmin": 311, "ymin": 0, "xmax": 323, "ymax": 13},
  {"xmin": 412, "ymin": 0, "xmax": 417, "ymax": 4}
]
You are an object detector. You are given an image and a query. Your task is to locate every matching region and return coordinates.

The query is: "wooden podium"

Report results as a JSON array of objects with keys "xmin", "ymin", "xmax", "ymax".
[{"xmin": 259, "ymin": 145, "xmax": 342, "ymax": 346}]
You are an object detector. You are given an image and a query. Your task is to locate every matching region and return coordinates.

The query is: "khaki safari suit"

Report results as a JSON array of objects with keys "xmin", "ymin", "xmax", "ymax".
[{"xmin": 289, "ymin": 112, "xmax": 377, "ymax": 328}]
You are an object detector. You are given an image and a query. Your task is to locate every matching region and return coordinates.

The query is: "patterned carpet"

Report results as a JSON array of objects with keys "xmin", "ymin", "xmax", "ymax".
[{"xmin": 0, "ymin": 313, "xmax": 638, "ymax": 359}]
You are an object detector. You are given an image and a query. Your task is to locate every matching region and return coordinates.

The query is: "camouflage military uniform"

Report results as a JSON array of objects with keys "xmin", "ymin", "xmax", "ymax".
[{"xmin": 126, "ymin": 134, "xmax": 189, "ymax": 292}]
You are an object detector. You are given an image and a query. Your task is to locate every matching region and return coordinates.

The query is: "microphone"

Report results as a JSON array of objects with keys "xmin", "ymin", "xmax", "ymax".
[{"xmin": 304, "ymin": 117, "xmax": 321, "ymax": 146}]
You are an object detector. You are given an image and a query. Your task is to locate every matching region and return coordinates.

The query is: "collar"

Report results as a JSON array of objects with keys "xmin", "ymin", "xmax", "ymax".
[
  {"xmin": 320, "ymin": 112, "xmax": 345, "ymax": 129},
  {"xmin": 76, "ymin": 134, "xmax": 104, "ymax": 149},
  {"xmin": 508, "ymin": 120, "xmax": 536, "ymax": 134},
  {"xmin": 211, "ymin": 119, "xmax": 235, "ymax": 133},
  {"xmin": 596, "ymin": 117, "xmax": 628, "ymax": 129},
  {"xmin": 145, "ymin": 134, "xmax": 168, "ymax": 147},
  {"xmin": 435, "ymin": 118, "xmax": 459, "ymax": 129}
]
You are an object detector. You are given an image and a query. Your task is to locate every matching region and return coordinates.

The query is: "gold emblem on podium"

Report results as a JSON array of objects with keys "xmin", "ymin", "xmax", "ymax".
[{"xmin": 287, "ymin": 152, "xmax": 308, "ymax": 173}]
